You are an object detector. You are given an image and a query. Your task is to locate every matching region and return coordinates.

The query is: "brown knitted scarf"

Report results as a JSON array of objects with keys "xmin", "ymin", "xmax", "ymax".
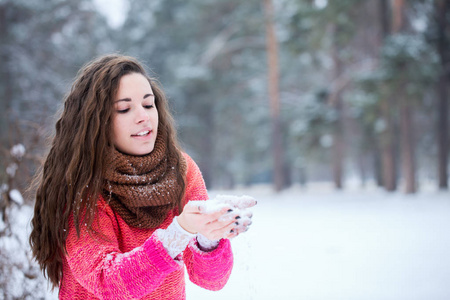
[{"xmin": 103, "ymin": 129, "xmax": 186, "ymax": 228}]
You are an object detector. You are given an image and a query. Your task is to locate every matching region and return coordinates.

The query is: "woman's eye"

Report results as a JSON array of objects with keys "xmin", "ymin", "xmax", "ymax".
[
  {"xmin": 117, "ymin": 108, "xmax": 130, "ymax": 113},
  {"xmin": 144, "ymin": 105, "xmax": 154, "ymax": 109}
]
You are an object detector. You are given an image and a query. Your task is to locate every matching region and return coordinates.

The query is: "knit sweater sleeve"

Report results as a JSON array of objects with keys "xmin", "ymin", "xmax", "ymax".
[
  {"xmin": 181, "ymin": 153, "xmax": 234, "ymax": 291},
  {"xmin": 64, "ymin": 202, "xmax": 181, "ymax": 300}
]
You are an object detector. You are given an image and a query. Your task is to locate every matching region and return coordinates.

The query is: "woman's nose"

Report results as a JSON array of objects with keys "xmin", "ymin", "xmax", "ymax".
[{"xmin": 136, "ymin": 106, "xmax": 150, "ymax": 123}]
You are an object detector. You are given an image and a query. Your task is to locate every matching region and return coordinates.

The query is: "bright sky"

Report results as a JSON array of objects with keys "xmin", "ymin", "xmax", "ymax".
[{"xmin": 93, "ymin": 0, "xmax": 129, "ymax": 28}]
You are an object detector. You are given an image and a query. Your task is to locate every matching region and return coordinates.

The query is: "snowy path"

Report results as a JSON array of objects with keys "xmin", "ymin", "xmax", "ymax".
[{"xmin": 187, "ymin": 185, "xmax": 450, "ymax": 300}]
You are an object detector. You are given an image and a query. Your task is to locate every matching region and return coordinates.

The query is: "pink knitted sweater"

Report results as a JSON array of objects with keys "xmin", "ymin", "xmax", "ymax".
[{"xmin": 59, "ymin": 154, "xmax": 233, "ymax": 299}]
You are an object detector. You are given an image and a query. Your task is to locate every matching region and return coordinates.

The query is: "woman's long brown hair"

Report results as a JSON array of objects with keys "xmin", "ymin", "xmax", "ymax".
[{"xmin": 29, "ymin": 54, "xmax": 185, "ymax": 289}]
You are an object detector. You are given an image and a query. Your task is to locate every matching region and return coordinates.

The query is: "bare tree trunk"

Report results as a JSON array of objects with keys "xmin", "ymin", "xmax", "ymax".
[
  {"xmin": 332, "ymin": 96, "xmax": 344, "ymax": 189},
  {"xmin": 379, "ymin": 0, "xmax": 397, "ymax": 191},
  {"xmin": 380, "ymin": 103, "xmax": 397, "ymax": 191},
  {"xmin": 436, "ymin": 0, "xmax": 449, "ymax": 189},
  {"xmin": 393, "ymin": 0, "xmax": 416, "ymax": 193},
  {"xmin": 263, "ymin": 0, "xmax": 285, "ymax": 191},
  {"xmin": 380, "ymin": 0, "xmax": 391, "ymax": 37},
  {"xmin": 332, "ymin": 81, "xmax": 345, "ymax": 189},
  {"xmin": 437, "ymin": 71, "xmax": 449, "ymax": 189},
  {"xmin": 391, "ymin": 0, "xmax": 404, "ymax": 33},
  {"xmin": 0, "ymin": 5, "xmax": 12, "ymax": 151},
  {"xmin": 329, "ymin": 24, "xmax": 345, "ymax": 189},
  {"xmin": 374, "ymin": 149, "xmax": 383, "ymax": 186},
  {"xmin": 400, "ymin": 95, "xmax": 416, "ymax": 193}
]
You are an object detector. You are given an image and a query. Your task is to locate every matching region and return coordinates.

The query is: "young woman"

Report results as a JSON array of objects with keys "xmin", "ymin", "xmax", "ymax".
[{"xmin": 29, "ymin": 54, "xmax": 255, "ymax": 299}]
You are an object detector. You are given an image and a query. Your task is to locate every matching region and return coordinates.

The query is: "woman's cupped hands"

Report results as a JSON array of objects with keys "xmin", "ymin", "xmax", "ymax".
[{"xmin": 177, "ymin": 195, "xmax": 257, "ymax": 240}]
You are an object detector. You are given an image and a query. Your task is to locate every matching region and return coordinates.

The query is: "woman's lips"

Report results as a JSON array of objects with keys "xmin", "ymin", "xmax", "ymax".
[
  {"xmin": 131, "ymin": 128, "xmax": 152, "ymax": 138},
  {"xmin": 132, "ymin": 130, "xmax": 150, "ymax": 136}
]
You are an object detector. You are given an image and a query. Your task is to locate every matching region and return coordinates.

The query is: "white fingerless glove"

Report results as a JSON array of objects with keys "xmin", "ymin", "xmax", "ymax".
[
  {"xmin": 196, "ymin": 233, "xmax": 220, "ymax": 252},
  {"xmin": 156, "ymin": 216, "xmax": 196, "ymax": 259}
]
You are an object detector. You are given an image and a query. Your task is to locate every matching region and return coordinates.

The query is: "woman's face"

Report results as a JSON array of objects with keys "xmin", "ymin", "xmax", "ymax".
[{"xmin": 112, "ymin": 72, "xmax": 159, "ymax": 156}]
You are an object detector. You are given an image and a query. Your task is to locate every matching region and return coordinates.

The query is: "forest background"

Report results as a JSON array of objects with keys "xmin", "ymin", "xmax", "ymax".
[
  {"xmin": 1, "ymin": 0, "xmax": 449, "ymax": 298},
  {"xmin": 1, "ymin": 0, "xmax": 449, "ymax": 198}
]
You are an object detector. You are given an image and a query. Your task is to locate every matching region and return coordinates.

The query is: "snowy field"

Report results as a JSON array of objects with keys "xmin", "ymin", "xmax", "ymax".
[
  {"xmin": 2, "ymin": 182, "xmax": 450, "ymax": 299},
  {"xmin": 188, "ymin": 183, "xmax": 450, "ymax": 300}
]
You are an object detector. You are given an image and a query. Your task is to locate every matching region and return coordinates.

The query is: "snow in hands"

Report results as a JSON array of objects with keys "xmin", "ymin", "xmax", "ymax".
[
  {"xmin": 215, "ymin": 194, "xmax": 257, "ymax": 210},
  {"xmin": 190, "ymin": 194, "xmax": 257, "ymax": 213},
  {"xmin": 190, "ymin": 194, "xmax": 256, "ymax": 238}
]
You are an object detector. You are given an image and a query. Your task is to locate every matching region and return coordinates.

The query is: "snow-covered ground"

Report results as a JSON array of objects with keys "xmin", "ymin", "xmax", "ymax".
[
  {"xmin": 188, "ymin": 183, "xmax": 450, "ymax": 300},
  {"xmin": 2, "ymin": 182, "xmax": 450, "ymax": 299}
]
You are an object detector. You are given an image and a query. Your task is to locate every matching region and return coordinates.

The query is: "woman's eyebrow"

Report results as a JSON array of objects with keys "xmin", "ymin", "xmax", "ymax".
[
  {"xmin": 115, "ymin": 98, "xmax": 131, "ymax": 103},
  {"xmin": 115, "ymin": 93, "xmax": 153, "ymax": 103}
]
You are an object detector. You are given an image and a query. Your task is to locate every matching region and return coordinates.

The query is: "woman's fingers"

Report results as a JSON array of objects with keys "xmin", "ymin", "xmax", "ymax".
[
  {"xmin": 204, "ymin": 219, "xmax": 238, "ymax": 240},
  {"xmin": 200, "ymin": 212, "xmax": 238, "ymax": 233},
  {"xmin": 186, "ymin": 201, "xmax": 234, "ymax": 219},
  {"xmin": 206, "ymin": 206, "xmax": 234, "ymax": 222},
  {"xmin": 234, "ymin": 217, "xmax": 252, "ymax": 234},
  {"xmin": 182, "ymin": 201, "xmax": 204, "ymax": 214},
  {"xmin": 210, "ymin": 207, "xmax": 254, "ymax": 238},
  {"xmin": 196, "ymin": 210, "xmax": 241, "ymax": 239}
]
